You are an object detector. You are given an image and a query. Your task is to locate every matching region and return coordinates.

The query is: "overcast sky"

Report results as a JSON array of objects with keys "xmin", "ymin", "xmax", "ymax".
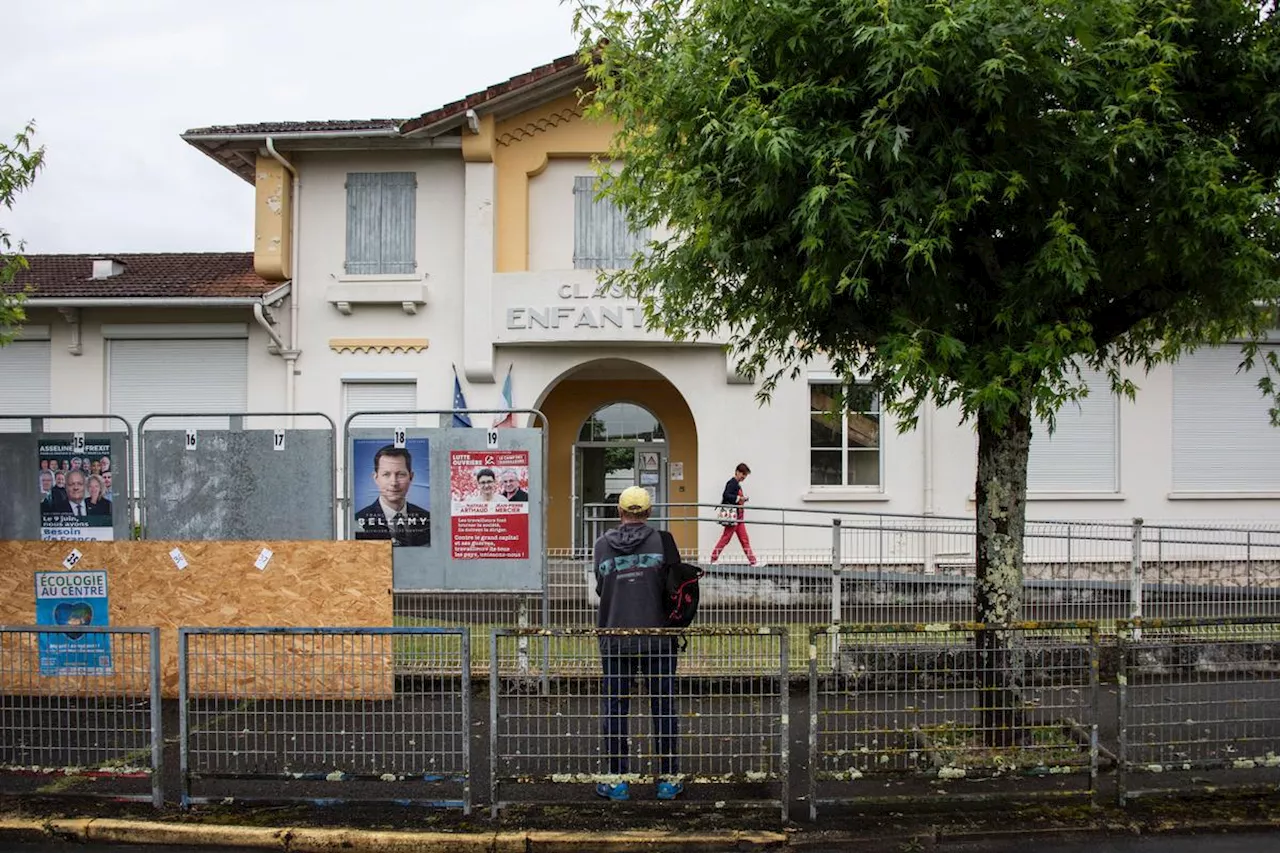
[{"xmin": 1, "ymin": 0, "xmax": 579, "ymax": 254}]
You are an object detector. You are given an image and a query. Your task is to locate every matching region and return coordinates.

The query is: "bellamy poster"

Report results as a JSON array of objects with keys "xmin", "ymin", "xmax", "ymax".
[
  {"xmin": 351, "ymin": 437, "xmax": 432, "ymax": 546},
  {"xmin": 38, "ymin": 437, "xmax": 115, "ymax": 541},
  {"xmin": 449, "ymin": 450, "xmax": 530, "ymax": 559},
  {"xmin": 34, "ymin": 569, "xmax": 113, "ymax": 676}
]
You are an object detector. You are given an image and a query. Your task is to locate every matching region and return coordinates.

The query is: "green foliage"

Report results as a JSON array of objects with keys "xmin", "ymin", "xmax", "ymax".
[
  {"xmin": 575, "ymin": 0, "xmax": 1280, "ymax": 430},
  {"xmin": 0, "ymin": 121, "xmax": 45, "ymax": 346}
]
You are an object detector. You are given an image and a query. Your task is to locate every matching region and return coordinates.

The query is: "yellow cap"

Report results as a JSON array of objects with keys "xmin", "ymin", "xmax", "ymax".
[{"xmin": 617, "ymin": 486, "xmax": 652, "ymax": 513}]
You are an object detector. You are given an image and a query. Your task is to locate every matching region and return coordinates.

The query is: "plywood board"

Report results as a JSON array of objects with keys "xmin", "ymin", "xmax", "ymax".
[{"xmin": 0, "ymin": 540, "xmax": 393, "ymax": 698}]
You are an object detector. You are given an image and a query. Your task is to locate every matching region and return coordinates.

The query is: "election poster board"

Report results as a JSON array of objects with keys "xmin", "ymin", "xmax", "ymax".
[
  {"xmin": 38, "ymin": 436, "xmax": 117, "ymax": 541},
  {"xmin": 347, "ymin": 426, "xmax": 543, "ymax": 591},
  {"xmin": 449, "ymin": 450, "xmax": 531, "ymax": 559},
  {"xmin": 34, "ymin": 568, "xmax": 113, "ymax": 676}
]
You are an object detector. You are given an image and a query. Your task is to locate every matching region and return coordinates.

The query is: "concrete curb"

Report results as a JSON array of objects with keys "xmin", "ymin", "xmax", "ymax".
[{"xmin": 0, "ymin": 817, "xmax": 790, "ymax": 852}]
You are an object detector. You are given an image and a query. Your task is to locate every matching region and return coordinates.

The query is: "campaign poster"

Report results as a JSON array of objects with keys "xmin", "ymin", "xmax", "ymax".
[
  {"xmin": 38, "ymin": 437, "xmax": 115, "ymax": 541},
  {"xmin": 351, "ymin": 437, "xmax": 431, "ymax": 546},
  {"xmin": 34, "ymin": 570, "xmax": 113, "ymax": 676},
  {"xmin": 449, "ymin": 450, "xmax": 530, "ymax": 559}
]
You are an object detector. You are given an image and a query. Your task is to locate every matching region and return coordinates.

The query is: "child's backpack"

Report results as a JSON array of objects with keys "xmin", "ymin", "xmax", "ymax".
[{"xmin": 658, "ymin": 530, "xmax": 703, "ymax": 629}]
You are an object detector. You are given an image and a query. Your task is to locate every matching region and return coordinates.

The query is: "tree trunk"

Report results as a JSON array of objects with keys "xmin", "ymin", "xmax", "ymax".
[{"xmin": 974, "ymin": 393, "xmax": 1033, "ymax": 747}]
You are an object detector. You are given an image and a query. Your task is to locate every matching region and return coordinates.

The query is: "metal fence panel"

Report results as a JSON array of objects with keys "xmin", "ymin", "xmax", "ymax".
[
  {"xmin": 0, "ymin": 626, "xmax": 162, "ymax": 807},
  {"xmin": 808, "ymin": 622, "xmax": 1100, "ymax": 820},
  {"xmin": 1117, "ymin": 617, "xmax": 1280, "ymax": 804},
  {"xmin": 179, "ymin": 626, "xmax": 471, "ymax": 812},
  {"xmin": 489, "ymin": 627, "xmax": 789, "ymax": 819}
]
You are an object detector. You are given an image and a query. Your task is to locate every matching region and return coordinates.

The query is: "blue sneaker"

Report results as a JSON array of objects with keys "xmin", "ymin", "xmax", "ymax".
[
  {"xmin": 596, "ymin": 782, "xmax": 630, "ymax": 801},
  {"xmin": 656, "ymin": 780, "xmax": 684, "ymax": 800}
]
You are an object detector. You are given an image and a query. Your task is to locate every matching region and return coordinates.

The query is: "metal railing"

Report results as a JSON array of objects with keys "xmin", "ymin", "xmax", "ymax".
[
  {"xmin": 807, "ymin": 621, "xmax": 1101, "ymax": 819},
  {"xmin": 0, "ymin": 626, "xmax": 162, "ymax": 807},
  {"xmin": 1117, "ymin": 616, "xmax": 1280, "ymax": 805},
  {"xmin": 488, "ymin": 627, "xmax": 790, "ymax": 819},
  {"xmin": 178, "ymin": 626, "xmax": 472, "ymax": 812}
]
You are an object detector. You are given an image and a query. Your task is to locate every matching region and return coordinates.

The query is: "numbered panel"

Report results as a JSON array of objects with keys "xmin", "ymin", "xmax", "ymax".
[
  {"xmin": 141, "ymin": 428, "xmax": 335, "ymax": 540},
  {"xmin": 0, "ymin": 430, "xmax": 132, "ymax": 542},
  {"xmin": 347, "ymin": 426, "xmax": 544, "ymax": 591}
]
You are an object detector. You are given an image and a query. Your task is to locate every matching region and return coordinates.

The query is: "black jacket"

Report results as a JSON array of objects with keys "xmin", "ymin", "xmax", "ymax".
[{"xmin": 354, "ymin": 501, "xmax": 431, "ymax": 546}]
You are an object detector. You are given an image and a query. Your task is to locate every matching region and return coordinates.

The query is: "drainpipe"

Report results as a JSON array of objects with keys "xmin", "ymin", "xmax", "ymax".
[
  {"xmin": 265, "ymin": 137, "xmax": 301, "ymax": 423},
  {"xmin": 922, "ymin": 398, "xmax": 936, "ymax": 574}
]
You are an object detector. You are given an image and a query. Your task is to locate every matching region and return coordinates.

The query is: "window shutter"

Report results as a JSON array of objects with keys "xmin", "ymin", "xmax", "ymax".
[
  {"xmin": 1027, "ymin": 368, "xmax": 1119, "ymax": 492},
  {"xmin": 109, "ymin": 338, "xmax": 248, "ymax": 493},
  {"xmin": 345, "ymin": 173, "xmax": 382, "ymax": 274},
  {"xmin": 378, "ymin": 172, "xmax": 417, "ymax": 275},
  {"xmin": 573, "ymin": 175, "xmax": 648, "ymax": 269},
  {"xmin": 0, "ymin": 341, "xmax": 51, "ymax": 432},
  {"xmin": 1173, "ymin": 346, "xmax": 1280, "ymax": 491},
  {"xmin": 343, "ymin": 382, "xmax": 417, "ymax": 429},
  {"xmin": 108, "ymin": 339, "xmax": 249, "ymax": 433},
  {"xmin": 345, "ymin": 172, "xmax": 416, "ymax": 275}
]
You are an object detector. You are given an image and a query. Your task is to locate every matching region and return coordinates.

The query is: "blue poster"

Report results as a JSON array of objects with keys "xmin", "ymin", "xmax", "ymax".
[
  {"xmin": 350, "ymin": 437, "xmax": 432, "ymax": 546},
  {"xmin": 34, "ymin": 569, "xmax": 113, "ymax": 676}
]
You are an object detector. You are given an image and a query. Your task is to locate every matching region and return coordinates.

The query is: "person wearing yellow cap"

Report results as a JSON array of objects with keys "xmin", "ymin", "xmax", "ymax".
[{"xmin": 592, "ymin": 485, "xmax": 684, "ymax": 802}]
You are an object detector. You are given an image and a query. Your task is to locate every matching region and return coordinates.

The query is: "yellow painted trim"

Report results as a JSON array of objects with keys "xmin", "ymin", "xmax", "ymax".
[
  {"xmin": 253, "ymin": 155, "xmax": 291, "ymax": 281},
  {"xmin": 329, "ymin": 337, "xmax": 430, "ymax": 354},
  {"xmin": 494, "ymin": 92, "xmax": 619, "ymax": 273},
  {"xmin": 461, "ymin": 114, "xmax": 496, "ymax": 163}
]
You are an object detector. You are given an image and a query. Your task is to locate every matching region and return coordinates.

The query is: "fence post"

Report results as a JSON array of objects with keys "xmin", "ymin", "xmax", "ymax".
[
  {"xmin": 831, "ymin": 518, "xmax": 843, "ymax": 667},
  {"xmin": 1130, "ymin": 518, "xmax": 1144, "ymax": 637}
]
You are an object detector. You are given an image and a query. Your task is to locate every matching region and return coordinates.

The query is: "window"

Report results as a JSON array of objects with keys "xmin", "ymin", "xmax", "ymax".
[
  {"xmin": 572, "ymin": 175, "xmax": 649, "ymax": 269},
  {"xmin": 343, "ymin": 381, "xmax": 417, "ymax": 429},
  {"xmin": 0, "ymin": 336, "xmax": 51, "ymax": 433},
  {"xmin": 345, "ymin": 172, "xmax": 416, "ymax": 275},
  {"xmin": 809, "ymin": 383, "xmax": 880, "ymax": 487},
  {"xmin": 1027, "ymin": 368, "xmax": 1119, "ymax": 492},
  {"xmin": 1173, "ymin": 345, "xmax": 1280, "ymax": 491},
  {"xmin": 108, "ymin": 338, "xmax": 248, "ymax": 433},
  {"xmin": 578, "ymin": 402, "xmax": 665, "ymax": 442}
]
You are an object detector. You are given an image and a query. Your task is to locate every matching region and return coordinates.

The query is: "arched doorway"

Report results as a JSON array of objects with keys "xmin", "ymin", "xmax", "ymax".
[
  {"xmin": 535, "ymin": 358, "xmax": 698, "ymax": 551},
  {"xmin": 575, "ymin": 402, "xmax": 667, "ymax": 548}
]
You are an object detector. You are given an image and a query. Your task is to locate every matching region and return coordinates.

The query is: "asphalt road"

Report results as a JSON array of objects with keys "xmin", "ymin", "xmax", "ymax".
[{"xmin": 938, "ymin": 832, "xmax": 1280, "ymax": 853}]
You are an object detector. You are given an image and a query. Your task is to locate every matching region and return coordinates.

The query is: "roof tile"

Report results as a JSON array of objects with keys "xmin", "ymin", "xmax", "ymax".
[{"xmin": 4, "ymin": 253, "xmax": 276, "ymax": 299}]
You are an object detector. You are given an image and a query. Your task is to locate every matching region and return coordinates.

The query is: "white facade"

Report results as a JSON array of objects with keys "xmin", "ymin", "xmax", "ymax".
[{"xmin": 8, "ymin": 78, "xmax": 1278, "ymax": 556}]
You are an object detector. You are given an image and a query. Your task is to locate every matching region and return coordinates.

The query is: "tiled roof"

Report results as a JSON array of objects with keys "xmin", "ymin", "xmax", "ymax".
[
  {"xmin": 181, "ymin": 53, "xmax": 589, "ymax": 183},
  {"xmin": 399, "ymin": 53, "xmax": 584, "ymax": 135},
  {"xmin": 5, "ymin": 253, "xmax": 276, "ymax": 299},
  {"xmin": 182, "ymin": 119, "xmax": 403, "ymax": 136}
]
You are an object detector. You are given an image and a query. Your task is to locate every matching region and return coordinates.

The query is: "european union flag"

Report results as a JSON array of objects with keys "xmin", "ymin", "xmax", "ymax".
[{"xmin": 452, "ymin": 367, "xmax": 472, "ymax": 427}]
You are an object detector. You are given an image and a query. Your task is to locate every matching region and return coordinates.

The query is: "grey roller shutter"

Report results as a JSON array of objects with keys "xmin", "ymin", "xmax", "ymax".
[
  {"xmin": 1173, "ymin": 346, "xmax": 1280, "ymax": 491},
  {"xmin": 108, "ymin": 339, "xmax": 248, "ymax": 434},
  {"xmin": 0, "ymin": 340, "xmax": 51, "ymax": 432},
  {"xmin": 343, "ymin": 382, "xmax": 417, "ymax": 429},
  {"xmin": 1027, "ymin": 368, "xmax": 1119, "ymax": 492}
]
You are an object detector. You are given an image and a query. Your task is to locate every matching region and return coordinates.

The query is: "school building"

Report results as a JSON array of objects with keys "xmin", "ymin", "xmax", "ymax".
[{"xmin": 3, "ymin": 53, "xmax": 1278, "ymax": 555}]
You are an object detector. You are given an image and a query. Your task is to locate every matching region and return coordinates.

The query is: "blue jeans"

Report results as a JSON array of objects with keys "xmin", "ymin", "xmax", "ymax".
[{"xmin": 601, "ymin": 644, "xmax": 678, "ymax": 776}]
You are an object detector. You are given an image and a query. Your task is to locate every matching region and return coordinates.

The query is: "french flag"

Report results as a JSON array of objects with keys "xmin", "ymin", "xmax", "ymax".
[{"xmin": 493, "ymin": 364, "xmax": 515, "ymax": 429}]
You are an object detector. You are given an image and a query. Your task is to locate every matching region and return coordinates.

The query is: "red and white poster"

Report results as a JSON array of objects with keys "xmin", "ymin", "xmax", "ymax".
[{"xmin": 449, "ymin": 450, "xmax": 530, "ymax": 559}]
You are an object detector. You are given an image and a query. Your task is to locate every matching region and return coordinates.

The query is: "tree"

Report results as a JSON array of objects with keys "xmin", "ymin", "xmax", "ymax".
[
  {"xmin": 1, "ymin": 122, "xmax": 46, "ymax": 345},
  {"xmin": 576, "ymin": 0, "xmax": 1280, "ymax": 741}
]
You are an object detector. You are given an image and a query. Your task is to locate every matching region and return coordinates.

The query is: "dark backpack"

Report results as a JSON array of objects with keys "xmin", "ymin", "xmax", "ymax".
[{"xmin": 658, "ymin": 530, "xmax": 703, "ymax": 629}]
